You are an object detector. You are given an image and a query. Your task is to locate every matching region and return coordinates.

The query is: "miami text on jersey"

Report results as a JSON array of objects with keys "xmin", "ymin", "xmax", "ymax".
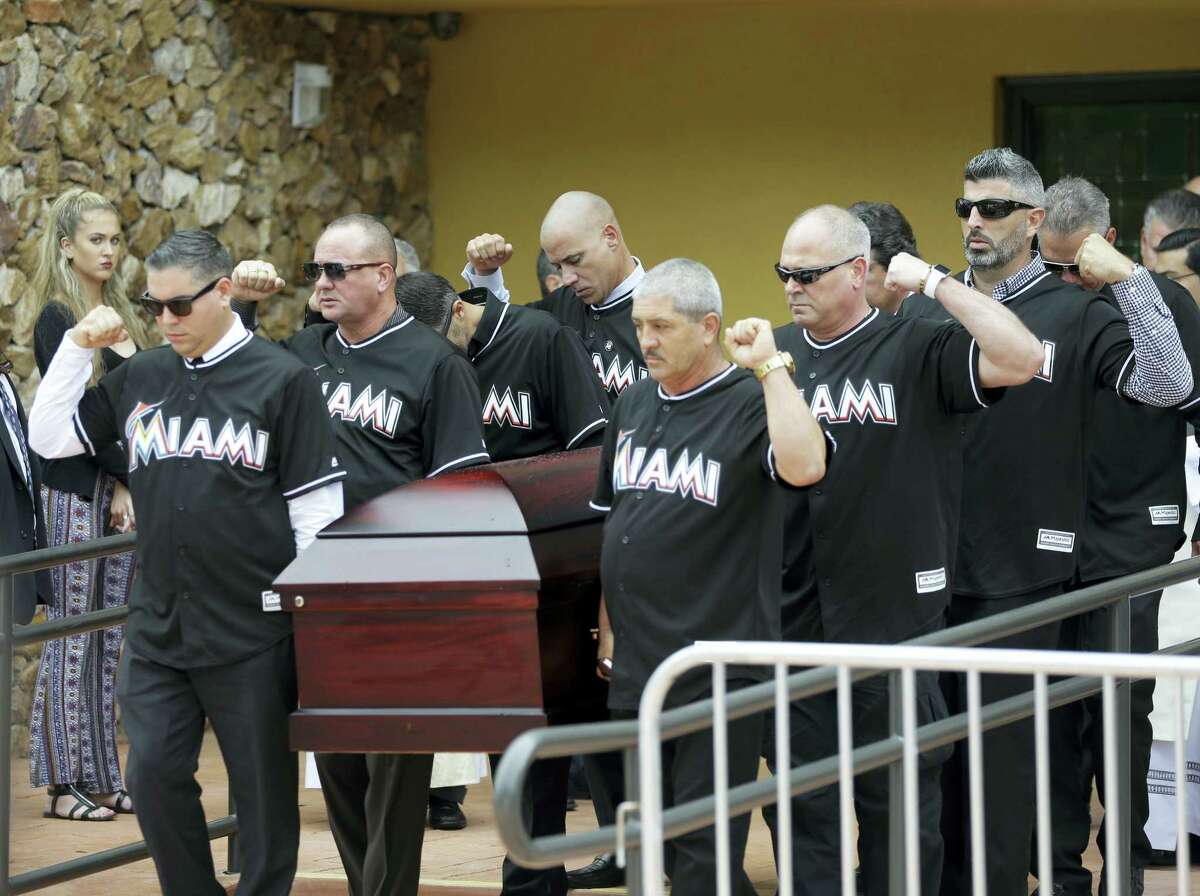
[
  {"xmin": 124, "ymin": 401, "xmax": 270, "ymax": 472},
  {"xmin": 612, "ymin": 428, "xmax": 721, "ymax": 506},
  {"xmin": 592, "ymin": 353, "xmax": 648, "ymax": 395},
  {"xmin": 482, "ymin": 385, "xmax": 533, "ymax": 429},
  {"xmin": 322, "ymin": 381, "xmax": 403, "ymax": 437},
  {"xmin": 801, "ymin": 380, "xmax": 898, "ymax": 425}
]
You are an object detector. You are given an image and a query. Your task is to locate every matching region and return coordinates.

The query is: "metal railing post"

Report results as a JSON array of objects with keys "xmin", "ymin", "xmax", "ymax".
[
  {"xmin": 224, "ymin": 793, "xmax": 239, "ymax": 874},
  {"xmin": 623, "ymin": 746, "xmax": 642, "ymax": 896},
  {"xmin": 1109, "ymin": 594, "xmax": 1132, "ymax": 892},
  {"xmin": 1, "ymin": 573, "xmax": 13, "ymax": 896},
  {"xmin": 888, "ymin": 670, "xmax": 904, "ymax": 896}
]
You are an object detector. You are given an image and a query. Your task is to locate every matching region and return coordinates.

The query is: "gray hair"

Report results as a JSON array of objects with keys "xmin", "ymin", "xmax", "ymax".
[
  {"xmin": 792, "ymin": 205, "xmax": 871, "ymax": 260},
  {"xmin": 964, "ymin": 147, "xmax": 1046, "ymax": 207},
  {"xmin": 635, "ymin": 258, "xmax": 722, "ymax": 319},
  {"xmin": 1043, "ymin": 177, "xmax": 1111, "ymax": 235},
  {"xmin": 394, "ymin": 238, "xmax": 420, "ymax": 273},
  {"xmin": 145, "ymin": 229, "xmax": 232, "ymax": 282},
  {"xmin": 1144, "ymin": 189, "xmax": 1200, "ymax": 232}
]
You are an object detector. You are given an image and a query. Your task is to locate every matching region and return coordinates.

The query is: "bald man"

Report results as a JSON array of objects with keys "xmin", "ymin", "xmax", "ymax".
[{"xmin": 462, "ymin": 191, "xmax": 649, "ymax": 403}]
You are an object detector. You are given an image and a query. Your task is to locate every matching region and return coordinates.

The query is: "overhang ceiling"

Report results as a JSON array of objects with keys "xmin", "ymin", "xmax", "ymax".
[{"xmin": 255, "ymin": 0, "xmax": 1199, "ymax": 12}]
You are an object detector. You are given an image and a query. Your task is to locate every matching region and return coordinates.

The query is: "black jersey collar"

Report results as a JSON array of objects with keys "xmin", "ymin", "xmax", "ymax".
[
  {"xmin": 335, "ymin": 306, "xmax": 414, "ymax": 350},
  {"xmin": 965, "ymin": 252, "xmax": 1052, "ymax": 304},
  {"xmin": 592, "ymin": 257, "xmax": 646, "ymax": 312},
  {"xmin": 468, "ymin": 293, "xmax": 510, "ymax": 362},
  {"xmin": 801, "ymin": 306, "xmax": 879, "ymax": 350},
  {"xmin": 655, "ymin": 362, "xmax": 737, "ymax": 401},
  {"xmin": 183, "ymin": 314, "xmax": 253, "ymax": 369}
]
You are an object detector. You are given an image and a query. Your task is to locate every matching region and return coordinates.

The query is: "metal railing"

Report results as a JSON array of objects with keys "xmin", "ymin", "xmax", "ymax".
[
  {"xmin": 492, "ymin": 554, "xmax": 1200, "ymax": 895},
  {"xmin": 0, "ymin": 533, "xmax": 239, "ymax": 895}
]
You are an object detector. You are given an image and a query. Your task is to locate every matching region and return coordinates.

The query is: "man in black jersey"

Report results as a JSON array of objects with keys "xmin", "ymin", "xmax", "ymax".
[
  {"xmin": 593, "ymin": 257, "xmax": 828, "ymax": 896},
  {"xmin": 847, "ymin": 200, "xmax": 925, "ymax": 317},
  {"xmin": 935, "ymin": 149, "xmax": 1193, "ymax": 896},
  {"xmin": 462, "ymin": 191, "xmax": 648, "ymax": 403},
  {"xmin": 765, "ymin": 204, "xmax": 1044, "ymax": 896},
  {"xmin": 28, "ymin": 230, "xmax": 346, "ymax": 896},
  {"xmin": 232, "ymin": 215, "xmax": 490, "ymax": 896},
  {"xmin": 1035, "ymin": 177, "xmax": 1200, "ymax": 896},
  {"xmin": 397, "ymin": 273, "xmax": 609, "ymax": 461}
]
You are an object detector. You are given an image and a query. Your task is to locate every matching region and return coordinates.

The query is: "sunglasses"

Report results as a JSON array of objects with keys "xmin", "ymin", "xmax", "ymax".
[
  {"xmin": 140, "ymin": 277, "xmax": 222, "ymax": 317},
  {"xmin": 774, "ymin": 255, "xmax": 861, "ymax": 286},
  {"xmin": 302, "ymin": 261, "xmax": 389, "ymax": 282},
  {"xmin": 1042, "ymin": 259, "xmax": 1081, "ymax": 276},
  {"xmin": 955, "ymin": 198, "xmax": 1035, "ymax": 220}
]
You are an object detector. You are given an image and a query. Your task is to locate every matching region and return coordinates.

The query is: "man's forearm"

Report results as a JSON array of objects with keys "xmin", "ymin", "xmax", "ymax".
[
  {"xmin": 460, "ymin": 263, "xmax": 511, "ymax": 303},
  {"xmin": 1114, "ymin": 266, "xmax": 1193, "ymax": 406},
  {"xmin": 761, "ymin": 368, "xmax": 825, "ymax": 486},
  {"xmin": 932, "ymin": 277, "xmax": 1043, "ymax": 387}
]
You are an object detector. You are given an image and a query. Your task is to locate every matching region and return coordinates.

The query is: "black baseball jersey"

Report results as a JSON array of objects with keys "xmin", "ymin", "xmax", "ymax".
[
  {"xmin": 529, "ymin": 287, "xmax": 647, "ymax": 403},
  {"xmin": 898, "ymin": 291, "xmax": 943, "ymax": 320},
  {"xmin": 72, "ymin": 330, "xmax": 345, "ymax": 668},
  {"xmin": 775, "ymin": 308, "xmax": 1001, "ymax": 643},
  {"xmin": 1079, "ymin": 272, "xmax": 1200, "ymax": 580},
  {"xmin": 281, "ymin": 313, "xmax": 490, "ymax": 511},
  {"xmin": 468, "ymin": 292, "xmax": 609, "ymax": 461},
  {"xmin": 952, "ymin": 272, "xmax": 1141, "ymax": 598},
  {"xmin": 591, "ymin": 365, "xmax": 802, "ymax": 710}
]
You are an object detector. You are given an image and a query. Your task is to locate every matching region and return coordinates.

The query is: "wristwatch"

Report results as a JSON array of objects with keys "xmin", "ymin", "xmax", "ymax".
[{"xmin": 754, "ymin": 351, "xmax": 795, "ymax": 381}]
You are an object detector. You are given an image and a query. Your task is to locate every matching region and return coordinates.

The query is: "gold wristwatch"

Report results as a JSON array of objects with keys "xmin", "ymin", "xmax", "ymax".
[{"xmin": 754, "ymin": 350, "xmax": 795, "ymax": 381}]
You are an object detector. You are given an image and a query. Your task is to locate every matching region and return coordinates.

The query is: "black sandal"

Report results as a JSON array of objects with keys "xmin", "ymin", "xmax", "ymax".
[
  {"xmin": 43, "ymin": 784, "xmax": 115, "ymax": 822},
  {"xmin": 92, "ymin": 789, "xmax": 134, "ymax": 814}
]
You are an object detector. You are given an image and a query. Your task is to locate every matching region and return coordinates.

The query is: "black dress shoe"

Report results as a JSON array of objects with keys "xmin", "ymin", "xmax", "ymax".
[
  {"xmin": 428, "ymin": 800, "xmax": 467, "ymax": 830},
  {"xmin": 566, "ymin": 853, "xmax": 624, "ymax": 889}
]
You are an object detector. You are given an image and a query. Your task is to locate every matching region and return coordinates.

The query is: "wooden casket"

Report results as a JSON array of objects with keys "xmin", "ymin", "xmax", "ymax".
[{"xmin": 274, "ymin": 446, "xmax": 607, "ymax": 753}]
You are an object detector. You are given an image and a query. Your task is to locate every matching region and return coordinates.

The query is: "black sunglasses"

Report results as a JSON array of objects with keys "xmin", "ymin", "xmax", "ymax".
[
  {"xmin": 302, "ymin": 261, "xmax": 389, "ymax": 282},
  {"xmin": 774, "ymin": 256, "xmax": 861, "ymax": 286},
  {"xmin": 1042, "ymin": 259, "xmax": 1081, "ymax": 276},
  {"xmin": 955, "ymin": 198, "xmax": 1035, "ymax": 220},
  {"xmin": 140, "ymin": 277, "xmax": 222, "ymax": 317}
]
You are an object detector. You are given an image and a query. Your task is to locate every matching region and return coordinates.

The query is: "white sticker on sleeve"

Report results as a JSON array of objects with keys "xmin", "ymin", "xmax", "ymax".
[
  {"xmin": 1149, "ymin": 505, "xmax": 1180, "ymax": 526},
  {"xmin": 1036, "ymin": 528, "xmax": 1075, "ymax": 553},
  {"xmin": 915, "ymin": 567, "xmax": 947, "ymax": 595},
  {"xmin": 262, "ymin": 590, "xmax": 282, "ymax": 613}
]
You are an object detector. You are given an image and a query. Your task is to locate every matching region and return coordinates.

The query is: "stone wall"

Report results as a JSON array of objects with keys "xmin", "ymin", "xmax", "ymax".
[
  {"xmin": 0, "ymin": 0, "xmax": 434, "ymax": 405},
  {"xmin": 1, "ymin": 0, "xmax": 434, "ymax": 758}
]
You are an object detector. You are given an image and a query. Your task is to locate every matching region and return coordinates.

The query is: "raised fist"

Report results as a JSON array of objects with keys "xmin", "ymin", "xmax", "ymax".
[
  {"xmin": 465, "ymin": 233, "xmax": 513, "ymax": 276},
  {"xmin": 70, "ymin": 305, "xmax": 127, "ymax": 349},
  {"xmin": 1075, "ymin": 233, "xmax": 1135, "ymax": 290},
  {"xmin": 231, "ymin": 260, "xmax": 286, "ymax": 303},
  {"xmin": 724, "ymin": 317, "xmax": 779, "ymax": 370},
  {"xmin": 885, "ymin": 252, "xmax": 933, "ymax": 295}
]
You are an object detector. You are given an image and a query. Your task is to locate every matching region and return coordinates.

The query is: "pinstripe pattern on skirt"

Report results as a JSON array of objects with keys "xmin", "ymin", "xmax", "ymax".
[{"xmin": 29, "ymin": 476, "xmax": 135, "ymax": 791}]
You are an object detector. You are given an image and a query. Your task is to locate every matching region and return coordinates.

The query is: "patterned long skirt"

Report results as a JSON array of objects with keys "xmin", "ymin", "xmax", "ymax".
[{"xmin": 29, "ymin": 477, "xmax": 135, "ymax": 791}]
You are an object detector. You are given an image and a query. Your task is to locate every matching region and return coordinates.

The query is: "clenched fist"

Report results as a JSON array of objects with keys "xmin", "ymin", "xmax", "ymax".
[
  {"xmin": 725, "ymin": 318, "xmax": 779, "ymax": 370},
  {"xmin": 465, "ymin": 233, "xmax": 513, "ymax": 275},
  {"xmin": 231, "ymin": 260, "xmax": 286, "ymax": 303},
  {"xmin": 1075, "ymin": 233, "xmax": 1135, "ymax": 291},
  {"xmin": 886, "ymin": 252, "xmax": 934, "ymax": 295},
  {"xmin": 70, "ymin": 305, "xmax": 127, "ymax": 349}
]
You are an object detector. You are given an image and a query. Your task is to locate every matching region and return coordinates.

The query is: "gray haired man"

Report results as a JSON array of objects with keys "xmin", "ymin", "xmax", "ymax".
[{"xmin": 1140, "ymin": 188, "xmax": 1200, "ymax": 269}]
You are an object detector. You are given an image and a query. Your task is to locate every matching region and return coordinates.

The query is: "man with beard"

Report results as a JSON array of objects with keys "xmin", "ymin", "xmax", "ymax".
[{"xmin": 937, "ymin": 149, "xmax": 1193, "ymax": 896}]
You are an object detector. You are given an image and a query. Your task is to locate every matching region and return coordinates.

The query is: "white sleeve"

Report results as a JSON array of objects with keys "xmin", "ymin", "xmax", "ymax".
[
  {"xmin": 460, "ymin": 262, "xmax": 511, "ymax": 304},
  {"xmin": 287, "ymin": 480, "xmax": 344, "ymax": 553},
  {"xmin": 28, "ymin": 333, "xmax": 92, "ymax": 459}
]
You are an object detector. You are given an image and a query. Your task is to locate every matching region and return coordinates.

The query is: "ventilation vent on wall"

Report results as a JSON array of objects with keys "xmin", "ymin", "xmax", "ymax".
[{"xmin": 292, "ymin": 62, "xmax": 331, "ymax": 128}]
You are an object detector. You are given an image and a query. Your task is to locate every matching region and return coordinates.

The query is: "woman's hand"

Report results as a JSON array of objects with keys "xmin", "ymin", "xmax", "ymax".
[{"xmin": 110, "ymin": 482, "xmax": 135, "ymax": 533}]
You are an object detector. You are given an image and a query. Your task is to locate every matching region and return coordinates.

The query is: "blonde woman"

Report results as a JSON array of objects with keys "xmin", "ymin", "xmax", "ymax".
[{"xmin": 28, "ymin": 188, "xmax": 151, "ymax": 821}]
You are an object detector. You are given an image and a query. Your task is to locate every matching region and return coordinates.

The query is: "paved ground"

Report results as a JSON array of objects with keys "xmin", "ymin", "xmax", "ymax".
[{"xmin": 10, "ymin": 732, "xmax": 1200, "ymax": 894}]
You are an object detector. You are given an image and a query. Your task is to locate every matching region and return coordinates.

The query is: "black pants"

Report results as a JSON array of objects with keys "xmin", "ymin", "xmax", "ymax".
[
  {"xmin": 117, "ymin": 639, "xmax": 299, "ymax": 896},
  {"xmin": 583, "ymin": 749, "xmax": 625, "ymax": 828},
  {"xmin": 615, "ymin": 692, "xmax": 763, "ymax": 896},
  {"xmin": 1040, "ymin": 588, "xmax": 1160, "ymax": 894},
  {"xmin": 314, "ymin": 751, "xmax": 434, "ymax": 896},
  {"xmin": 940, "ymin": 585, "xmax": 1065, "ymax": 896},
  {"xmin": 762, "ymin": 668, "xmax": 951, "ymax": 896},
  {"xmin": 429, "ymin": 785, "xmax": 466, "ymax": 806},
  {"xmin": 490, "ymin": 753, "xmax": 572, "ymax": 895}
]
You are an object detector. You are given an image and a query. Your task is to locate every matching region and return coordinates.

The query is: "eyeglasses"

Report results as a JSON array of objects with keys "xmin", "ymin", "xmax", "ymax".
[
  {"xmin": 1042, "ymin": 259, "xmax": 1081, "ymax": 276},
  {"xmin": 140, "ymin": 277, "xmax": 222, "ymax": 317},
  {"xmin": 955, "ymin": 198, "xmax": 1035, "ymax": 220},
  {"xmin": 774, "ymin": 256, "xmax": 861, "ymax": 286},
  {"xmin": 302, "ymin": 261, "xmax": 389, "ymax": 282}
]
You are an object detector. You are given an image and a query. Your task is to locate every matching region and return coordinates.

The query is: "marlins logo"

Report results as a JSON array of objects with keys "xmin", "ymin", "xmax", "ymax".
[
  {"xmin": 612, "ymin": 428, "xmax": 721, "ymax": 506},
  {"xmin": 323, "ymin": 382, "xmax": 403, "ymax": 437},
  {"xmin": 124, "ymin": 401, "xmax": 270, "ymax": 472},
  {"xmin": 801, "ymin": 380, "xmax": 898, "ymax": 426},
  {"xmin": 593, "ymin": 353, "xmax": 648, "ymax": 395},
  {"xmin": 482, "ymin": 385, "xmax": 533, "ymax": 429}
]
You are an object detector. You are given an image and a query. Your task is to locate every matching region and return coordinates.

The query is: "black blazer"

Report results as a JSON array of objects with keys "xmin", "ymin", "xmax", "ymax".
[{"xmin": 0, "ymin": 371, "xmax": 47, "ymax": 624}]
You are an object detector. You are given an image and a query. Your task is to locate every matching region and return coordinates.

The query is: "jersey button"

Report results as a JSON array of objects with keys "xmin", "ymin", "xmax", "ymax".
[
  {"xmin": 814, "ymin": 488, "xmax": 823, "ymax": 496},
  {"xmin": 182, "ymin": 591, "xmax": 191, "ymax": 599},
  {"xmin": 592, "ymin": 313, "xmax": 600, "ymax": 321},
  {"xmin": 177, "ymin": 546, "xmax": 185, "ymax": 556},
  {"xmin": 621, "ymin": 535, "xmax": 630, "ymax": 545},
  {"xmin": 176, "ymin": 505, "xmax": 185, "ymax": 512},
  {"xmin": 188, "ymin": 394, "xmax": 196, "ymax": 401},
  {"xmin": 654, "ymin": 425, "xmax": 662, "ymax": 433},
  {"xmin": 808, "ymin": 372, "xmax": 816, "ymax": 380},
  {"xmin": 190, "ymin": 373, "xmax": 198, "ymax": 381},
  {"xmin": 342, "ymin": 348, "xmax": 350, "ymax": 355},
  {"xmin": 587, "ymin": 331, "xmax": 595, "ymax": 339},
  {"xmin": 636, "ymin": 493, "xmax": 644, "ymax": 500},
  {"xmin": 811, "ymin": 350, "xmax": 820, "ymax": 358},
  {"xmin": 337, "ymin": 368, "xmax": 344, "ymax": 374}
]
